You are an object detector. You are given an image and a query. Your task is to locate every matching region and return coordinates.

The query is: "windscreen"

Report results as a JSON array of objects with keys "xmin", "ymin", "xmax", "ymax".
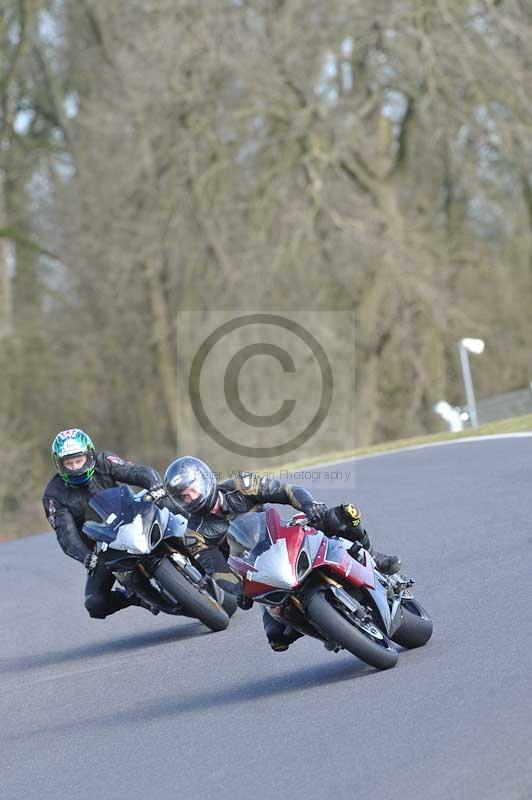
[
  {"xmin": 83, "ymin": 486, "xmax": 155, "ymax": 543},
  {"xmin": 227, "ymin": 512, "xmax": 270, "ymax": 558}
]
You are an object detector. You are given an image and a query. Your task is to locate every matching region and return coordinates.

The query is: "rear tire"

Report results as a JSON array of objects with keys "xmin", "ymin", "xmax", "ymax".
[
  {"xmin": 307, "ymin": 591, "xmax": 398, "ymax": 670},
  {"xmin": 392, "ymin": 601, "xmax": 433, "ymax": 649},
  {"xmin": 153, "ymin": 558, "xmax": 230, "ymax": 632}
]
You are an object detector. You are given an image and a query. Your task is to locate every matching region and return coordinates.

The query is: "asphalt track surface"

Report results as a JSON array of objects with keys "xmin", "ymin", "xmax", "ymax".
[{"xmin": 2, "ymin": 436, "xmax": 532, "ymax": 800}]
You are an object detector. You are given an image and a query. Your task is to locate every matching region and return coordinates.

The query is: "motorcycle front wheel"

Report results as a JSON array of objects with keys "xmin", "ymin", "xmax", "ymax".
[
  {"xmin": 307, "ymin": 591, "xmax": 398, "ymax": 670},
  {"xmin": 152, "ymin": 558, "xmax": 230, "ymax": 632}
]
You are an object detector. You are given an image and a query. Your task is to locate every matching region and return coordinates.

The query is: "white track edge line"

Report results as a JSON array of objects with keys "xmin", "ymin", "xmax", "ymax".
[{"xmin": 278, "ymin": 432, "xmax": 532, "ymax": 473}]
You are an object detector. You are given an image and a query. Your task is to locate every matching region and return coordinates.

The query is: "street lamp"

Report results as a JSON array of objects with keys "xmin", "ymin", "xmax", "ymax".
[{"xmin": 459, "ymin": 338, "xmax": 485, "ymax": 428}]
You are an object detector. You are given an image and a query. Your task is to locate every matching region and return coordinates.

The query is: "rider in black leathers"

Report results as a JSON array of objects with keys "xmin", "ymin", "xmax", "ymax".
[
  {"xmin": 163, "ymin": 456, "xmax": 401, "ymax": 651},
  {"xmin": 164, "ymin": 460, "xmax": 322, "ymax": 595},
  {"xmin": 42, "ymin": 428, "xmax": 166, "ymax": 619}
]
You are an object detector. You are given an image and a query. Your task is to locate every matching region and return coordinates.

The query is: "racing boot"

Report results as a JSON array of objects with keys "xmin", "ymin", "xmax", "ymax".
[
  {"xmin": 262, "ymin": 608, "xmax": 303, "ymax": 652},
  {"xmin": 269, "ymin": 628, "xmax": 303, "ymax": 652},
  {"xmin": 370, "ymin": 548, "xmax": 402, "ymax": 575},
  {"xmin": 353, "ymin": 530, "xmax": 401, "ymax": 576},
  {"xmin": 116, "ymin": 587, "xmax": 160, "ymax": 615}
]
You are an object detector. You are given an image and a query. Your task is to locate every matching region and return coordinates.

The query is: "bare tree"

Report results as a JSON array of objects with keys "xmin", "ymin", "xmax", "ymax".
[{"xmin": 2, "ymin": 0, "xmax": 532, "ymax": 535}]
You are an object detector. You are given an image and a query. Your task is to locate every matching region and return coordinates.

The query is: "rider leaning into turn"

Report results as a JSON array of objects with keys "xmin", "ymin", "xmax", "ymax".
[
  {"xmin": 162, "ymin": 456, "xmax": 401, "ymax": 652},
  {"xmin": 42, "ymin": 428, "xmax": 167, "ymax": 619}
]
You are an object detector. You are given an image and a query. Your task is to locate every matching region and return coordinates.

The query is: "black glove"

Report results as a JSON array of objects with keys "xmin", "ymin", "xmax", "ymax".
[
  {"xmin": 84, "ymin": 552, "xmax": 99, "ymax": 575},
  {"xmin": 147, "ymin": 483, "xmax": 167, "ymax": 502},
  {"xmin": 303, "ymin": 501, "xmax": 328, "ymax": 528},
  {"xmin": 318, "ymin": 504, "xmax": 363, "ymax": 536},
  {"xmin": 341, "ymin": 503, "xmax": 361, "ymax": 526}
]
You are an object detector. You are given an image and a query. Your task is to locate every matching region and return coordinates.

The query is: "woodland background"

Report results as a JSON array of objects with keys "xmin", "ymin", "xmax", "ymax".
[{"xmin": 1, "ymin": 0, "xmax": 532, "ymax": 537}]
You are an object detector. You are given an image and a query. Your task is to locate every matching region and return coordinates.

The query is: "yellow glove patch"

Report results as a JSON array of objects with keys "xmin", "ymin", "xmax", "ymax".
[{"xmin": 345, "ymin": 504, "xmax": 361, "ymax": 524}]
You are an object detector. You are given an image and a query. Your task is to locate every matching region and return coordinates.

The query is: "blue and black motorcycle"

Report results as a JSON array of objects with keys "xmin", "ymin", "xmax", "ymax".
[{"xmin": 82, "ymin": 486, "xmax": 233, "ymax": 632}]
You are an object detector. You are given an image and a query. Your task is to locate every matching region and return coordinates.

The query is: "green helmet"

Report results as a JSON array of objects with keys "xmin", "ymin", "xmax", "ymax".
[{"xmin": 52, "ymin": 428, "xmax": 96, "ymax": 485}]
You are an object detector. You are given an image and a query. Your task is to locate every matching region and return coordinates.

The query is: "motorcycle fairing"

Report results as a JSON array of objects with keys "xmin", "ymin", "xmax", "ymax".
[
  {"xmin": 319, "ymin": 539, "xmax": 398, "ymax": 635},
  {"xmin": 365, "ymin": 582, "xmax": 393, "ymax": 634},
  {"xmin": 306, "ymin": 528, "xmax": 326, "ymax": 565},
  {"xmin": 110, "ymin": 515, "xmax": 151, "ymax": 554},
  {"xmin": 161, "ymin": 509, "xmax": 188, "ymax": 540},
  {"xmin": 226, "ymin": 557, "xmax": 277, "ymax": 597},
  {"xmin": 83, "ymin": 486, "xmax": 155, "ymax": 542},
  {"xmin": 265, "ymin": 508, "xmax": 309, "ymax": 563},
  {"xmin": 228, "ymin": 508, "xmax": 400, "ymax": 634},
  {"xmin": 233, "ymin": 510, "xmax": 325, "ymax": 593},
  {"xmin": 246, "ymin": 537, "xmax": 296, "ymax": 589},
  {"xmin": 83, "ymin": 487, "xmax": 187, "ymax": 553},
  {"xmin": 227, "ymin": 554, "xmax": 256, "ymax": 577},
  {"xmin": 311, "ymin": 535, "xmax": 377, "ymax": 590},
  {"xmin": 229, "ymin": 508, "xmax": 378, "ymax": 597}
]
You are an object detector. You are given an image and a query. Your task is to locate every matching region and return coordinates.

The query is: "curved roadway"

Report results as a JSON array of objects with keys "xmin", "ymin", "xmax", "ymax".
[{"xmin": 2, "ymin": 436, "xmax": 532, "ymax": 800}]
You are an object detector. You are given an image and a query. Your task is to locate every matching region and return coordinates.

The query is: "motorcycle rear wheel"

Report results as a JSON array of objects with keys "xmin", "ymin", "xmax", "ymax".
[
  {"xmin": 307, "ymin": 591, "xmax": 398, "ymax": 670},
  {"xmin": 391, "ymin": 601, "xmax": 433, "ymax": 649},
  {"xmin": 220, "ymin": 591, "xmax": 238, "ymax": 617},
  {"xmin": 153, "ymin": 558, "xmax": 230, "ymax": 632}
]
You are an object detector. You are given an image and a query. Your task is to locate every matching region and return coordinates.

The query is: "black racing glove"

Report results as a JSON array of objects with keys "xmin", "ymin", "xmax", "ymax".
[
  {"xmin": 302, "ymin": 501, "xmax": 328, "ymax": 528},
  {"xmin": 341, "ymin": 503, "xmax": 361, "ymax": 526},
  {"xmin": 147, "ymin": 482, "xmax": 167, "ymax": 503},
  {"xmin": 317, "ymin": 504, "xmax": 363, "ymax": 537},
  {"xmin": 84, "ymin": 552, "xmax": 99, "ymax": 575}
]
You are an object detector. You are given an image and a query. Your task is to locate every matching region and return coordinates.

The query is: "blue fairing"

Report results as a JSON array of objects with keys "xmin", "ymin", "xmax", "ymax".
[{"xmin": 83, "ymin": 486, "xmax": 155, "ymax": 543}]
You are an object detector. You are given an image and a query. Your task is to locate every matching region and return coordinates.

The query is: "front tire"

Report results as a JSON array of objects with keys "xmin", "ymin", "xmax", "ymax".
[
  {"xmin": 153, "ymin": 558, "xmax": 230, "ymax": 632},
  {"xmin": 307, "ymin": 591, "xmax": 398, "ymax": 670},
  {"xmin": 392, "ymin": 601, "xmax": 433, "ymax": 649}
]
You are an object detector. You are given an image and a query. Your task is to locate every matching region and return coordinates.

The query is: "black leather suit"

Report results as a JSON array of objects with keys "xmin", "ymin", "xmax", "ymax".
[
  {"xmin": 176, "ymin": 471, "xmax": 318, "ymax": 595},
  {"xmin": 42, "ymin": 451, "xmax": 161, "ymax": 618},
  {"xmin": 171, "ymin": 472, "xmax": 367, "ymax": 647}
]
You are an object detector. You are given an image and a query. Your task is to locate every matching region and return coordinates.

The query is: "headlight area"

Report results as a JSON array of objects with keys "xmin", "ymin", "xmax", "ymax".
[{"xmin": 296, "ymin": 549, "xmax": 311, "ymax": 581}]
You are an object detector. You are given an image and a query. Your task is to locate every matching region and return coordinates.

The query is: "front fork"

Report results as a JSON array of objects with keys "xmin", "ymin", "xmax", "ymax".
[
  {"xmin": 295, "ymin": 573, "xmax": 396, "ymax": 636},
  {"xmin": 114, "ymin": 562, "xmax": 174, "ymax": 611},
  {"xmin": 160, "ymin": 547, "xmax": 227, "ymax": 608},
  {"xmin": 115, "ymin": 545, "xmax": 207, "ymax": 612},
  {"xmin": 266, "ymin": 575, "xmax": 362, "ymax": 641}
]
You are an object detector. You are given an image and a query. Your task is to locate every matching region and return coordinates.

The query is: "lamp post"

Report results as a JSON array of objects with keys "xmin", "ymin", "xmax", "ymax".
[{"xmin": 459, "ymin": 338, "xmax": 485, "ymax": 428}]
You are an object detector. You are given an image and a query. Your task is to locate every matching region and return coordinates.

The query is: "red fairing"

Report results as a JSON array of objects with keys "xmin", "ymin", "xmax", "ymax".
[
  {"xmin": 265, "ymin": 507, "xmax": 376, "ymax": 588},
  {"xmin": 264, "ymin": 506, "xmax": 311, "ymax": 567},
  {"xmin": 313, "ymin": 538, "xmax": 329, "ymax": 566},
  {"xmin": 244, "ymin": 578, "xmax": 281, "ymax": 598},
  {"xmin": 310, "ymin": 528, "xmax": 375, "ymax": 589},
  {"xmin": 227, "ymin": 554, "xmax": 277, "ymax": 598},
  {"xmin": 346, "ymin": 552, "xmax": 376, "ymax": 588},
  {"xmin": 228, "ymin": 507, "xmax": 376, "ymax": 597},
  {"xmin": 291, "ymin": 512, "xmax": 307, "ymax": 525},
  {"xmin": 330, "ymin": 548, "xmax": 375, "ymax": 589},
  {"xmin": 227, "ymin": 555, "xmax": 251, "ymax": 576}
]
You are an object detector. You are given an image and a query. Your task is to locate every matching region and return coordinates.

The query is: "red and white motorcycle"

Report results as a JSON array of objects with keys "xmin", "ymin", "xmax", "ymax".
[{"xmin": 227, "ymin": 507, "xmax": 432, "ymax": 670}]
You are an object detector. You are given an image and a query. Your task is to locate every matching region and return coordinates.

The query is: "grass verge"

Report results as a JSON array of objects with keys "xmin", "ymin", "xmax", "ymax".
[{"xmin": 274, "ymin": 413, "xmax": 532, "ymax": 471}]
